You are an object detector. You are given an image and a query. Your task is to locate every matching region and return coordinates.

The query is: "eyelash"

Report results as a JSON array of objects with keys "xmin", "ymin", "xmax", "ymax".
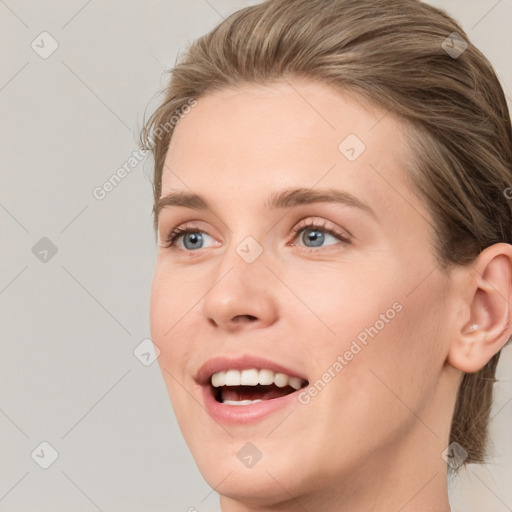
[{"xmin": 161, "ymin": 219, "xmax": 351, "ymax": 255}]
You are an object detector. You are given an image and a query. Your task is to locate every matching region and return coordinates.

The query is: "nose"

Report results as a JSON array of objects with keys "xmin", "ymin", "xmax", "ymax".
[{"xmin": 201, "ymin": 247, "xmax": 279, "ymax": 332}]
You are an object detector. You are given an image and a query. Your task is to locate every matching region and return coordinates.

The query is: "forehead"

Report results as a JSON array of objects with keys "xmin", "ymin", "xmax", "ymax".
[
  {"xmin": 167, "ymin": 79, "xmax": 393, "ymax": 170},
  {"xmin": 161, "ymin": 78, "xmax": 428, "ymax": 225}
]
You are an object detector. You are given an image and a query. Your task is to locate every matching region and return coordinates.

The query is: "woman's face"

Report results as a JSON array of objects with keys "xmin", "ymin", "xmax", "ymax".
[{"xmin": 150, "ymin": 79, "xmax": 458, "ymax": 506}]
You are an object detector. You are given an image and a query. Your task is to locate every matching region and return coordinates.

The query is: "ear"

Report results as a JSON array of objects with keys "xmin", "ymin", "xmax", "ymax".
[{"xmin": 446, "ymin": 243, "xmax": 512, "ymax": 373}]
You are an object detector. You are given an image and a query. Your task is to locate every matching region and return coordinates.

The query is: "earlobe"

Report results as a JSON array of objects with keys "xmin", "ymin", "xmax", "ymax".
[{"xmin": 446, "ymin": 243, "xmax": 512, "ymax": 373}]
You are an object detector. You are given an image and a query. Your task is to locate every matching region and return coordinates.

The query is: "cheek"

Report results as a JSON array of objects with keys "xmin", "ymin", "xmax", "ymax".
[
  {"xmin": 284, "ymin": 258, "xmax": 404, "ymax": 351},
  {"xmin": 328, "ymin": 278, "xmax": 446, "ymax": 430},
  {"xmin": 299, "ymin": 260, "xmax": 445, "ymax": 419},
  {"xmin": 149, "ymin": 263, "xmax": 195, "ymax": 337},
  {"xmin": 149, "ymin": 267, "xmax": 194, "ymax": 374},
  {"xmin": 150, "ymin": 276, "xmax": 197, "ymax": 428}
]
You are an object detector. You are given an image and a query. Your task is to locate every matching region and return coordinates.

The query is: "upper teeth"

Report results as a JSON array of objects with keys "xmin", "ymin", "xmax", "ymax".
[{"xmin": 211, "ymin": 368, "xmax": 303, "ymax": 390}]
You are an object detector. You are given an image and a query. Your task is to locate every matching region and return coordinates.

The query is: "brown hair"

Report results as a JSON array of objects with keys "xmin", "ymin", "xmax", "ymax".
[{"xmin": 139, "ymin": 0, "xmax": 512, "ymax": 465}]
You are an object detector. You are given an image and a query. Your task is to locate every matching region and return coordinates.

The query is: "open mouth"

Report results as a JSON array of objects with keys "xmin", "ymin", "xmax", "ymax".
[{"xmin": 210, "ymin": 368, "xmax": 309, "ymax": 405}]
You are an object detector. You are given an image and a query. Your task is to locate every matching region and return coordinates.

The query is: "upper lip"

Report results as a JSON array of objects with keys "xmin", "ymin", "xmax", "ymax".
[{"xmin": 195, "ymin": 354, "xmax": 308, "ymax": 386}]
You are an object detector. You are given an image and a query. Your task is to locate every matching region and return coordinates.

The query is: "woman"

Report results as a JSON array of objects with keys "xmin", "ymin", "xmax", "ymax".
[{"xmin": 140, "ymin": 0, "xmax": 512, "ymax": 510}]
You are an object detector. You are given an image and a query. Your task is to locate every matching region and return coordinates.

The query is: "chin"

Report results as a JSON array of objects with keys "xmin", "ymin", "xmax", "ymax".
[{"xmin": 196, "ymin": 452, "xmax": 307, "ymax": 505}]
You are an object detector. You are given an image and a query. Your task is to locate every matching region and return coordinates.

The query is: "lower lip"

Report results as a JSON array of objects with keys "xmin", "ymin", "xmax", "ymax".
[{"xmin": 200, "ymin": 385, "xmax": 302, "ymax": 425}]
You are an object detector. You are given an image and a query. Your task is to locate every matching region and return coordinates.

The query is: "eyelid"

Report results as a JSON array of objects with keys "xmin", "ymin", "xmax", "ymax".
[
  {"xmin": 158, "ymin": 221, "xmax": 216, "ymax": 249},
  {"xmin": 158, "ymin": 219, "xmax": 211, "ymax": 244}
]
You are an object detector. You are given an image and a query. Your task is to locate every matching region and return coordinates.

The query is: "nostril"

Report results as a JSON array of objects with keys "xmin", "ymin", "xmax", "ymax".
[{"xmin": 234, "ymin": 315, "xmax": 257, "ymax": 323}]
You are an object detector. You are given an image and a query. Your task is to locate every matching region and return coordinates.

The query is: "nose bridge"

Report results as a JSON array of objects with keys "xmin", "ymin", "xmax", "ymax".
[
  {"xmin": 216, "ymin": 210, "xmax": 270, "ymax": 273},
  {"xmin": 212, "ymin": 231, "xmax": 268, "ymax": 299}
]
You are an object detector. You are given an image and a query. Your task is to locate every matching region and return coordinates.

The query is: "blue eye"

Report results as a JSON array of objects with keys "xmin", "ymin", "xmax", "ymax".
[
  {"xmin": 163, "ymin": 227, "xmax": 214, "ymax": 251},
  {"xmin": 162, "ymin": 219, "xmax": 351, "ymax": 254},
  {"xmin": 290, "ymin": 220, "xmax": 351, "ymax": 251}
]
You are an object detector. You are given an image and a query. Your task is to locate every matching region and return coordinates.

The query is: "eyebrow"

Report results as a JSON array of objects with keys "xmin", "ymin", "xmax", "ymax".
[{"xmin": 154, "ymin": 187, "xmax": 376, "ymax": 224}]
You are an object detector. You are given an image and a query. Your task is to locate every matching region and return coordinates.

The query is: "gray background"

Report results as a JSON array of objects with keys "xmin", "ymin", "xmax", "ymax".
[{"xmin": 1, "ymin": 1, "xmax": 511, "ymax": 511}]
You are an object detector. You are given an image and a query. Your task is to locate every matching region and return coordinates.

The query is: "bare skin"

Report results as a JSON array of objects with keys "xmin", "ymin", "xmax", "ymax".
[{"xmin": 149, "ymin": 78, "xmax": 512, "ymax": 511}]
